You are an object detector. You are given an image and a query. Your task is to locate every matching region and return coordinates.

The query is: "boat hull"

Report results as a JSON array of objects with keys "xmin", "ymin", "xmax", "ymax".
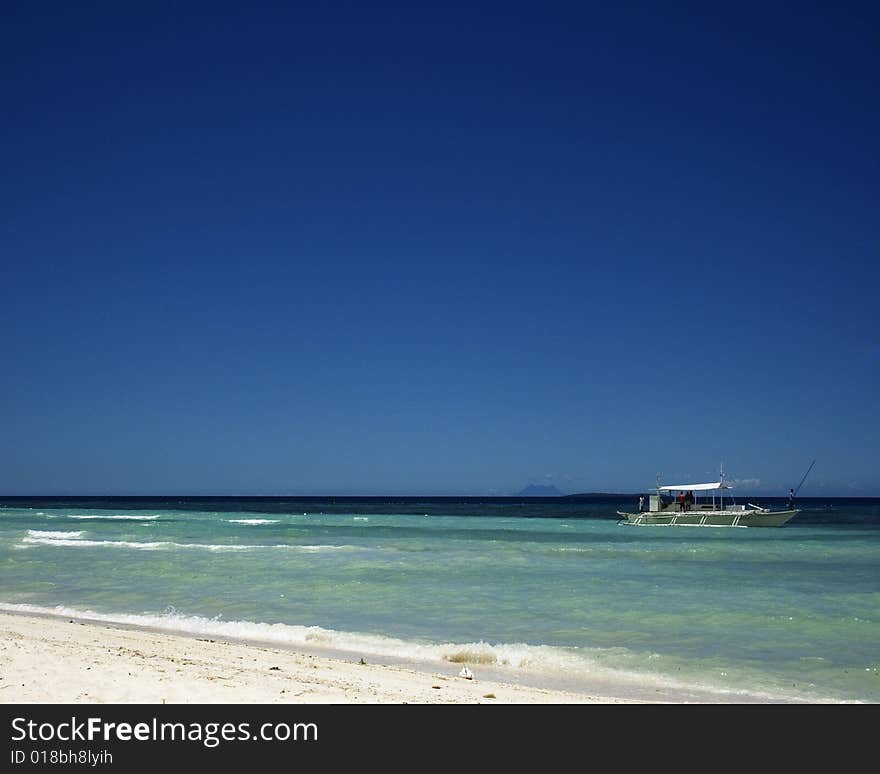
[{"xmin": 616, "ymin": 509, "xmax": 798, "ymax": 528}]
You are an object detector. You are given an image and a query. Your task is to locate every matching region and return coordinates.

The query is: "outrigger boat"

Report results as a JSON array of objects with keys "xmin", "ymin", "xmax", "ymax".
[{"xmin": 617, "ymin": 472, "xmax": 799, "ymax": 528}]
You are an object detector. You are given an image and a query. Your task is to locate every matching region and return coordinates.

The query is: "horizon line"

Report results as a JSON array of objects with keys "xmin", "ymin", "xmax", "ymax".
[{"xmin": 0, "ymin": 491, "xmax": 874, "ymax": 499}]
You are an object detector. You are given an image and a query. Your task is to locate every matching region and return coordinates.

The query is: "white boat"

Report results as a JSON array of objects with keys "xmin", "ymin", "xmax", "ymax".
[{"xmin": 617, "ymin": 473, "xmax": 798, "ymax": 528}]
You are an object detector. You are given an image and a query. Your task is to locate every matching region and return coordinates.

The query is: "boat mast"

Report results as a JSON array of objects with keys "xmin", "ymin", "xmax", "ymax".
[{"xmin": 793, "ymin": 459, "xmax": 816, "ymax": 497}]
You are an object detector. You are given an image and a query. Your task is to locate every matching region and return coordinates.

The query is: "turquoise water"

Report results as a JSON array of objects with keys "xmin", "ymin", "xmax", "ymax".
[{"xmin": 1, "ymin": 497, "xmax": 878, "ymax": 703}]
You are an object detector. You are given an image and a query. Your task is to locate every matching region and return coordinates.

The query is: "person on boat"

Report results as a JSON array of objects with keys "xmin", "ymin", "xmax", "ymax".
[
  {"xmin": 678, "ymin": 492, "xmax": 686, "ymax": 512},
  {"xmin": 638, "ymin": 495, "xmax": 645, "ymax": 512},
  {"xmin": 788, "ymin": 489, "xmax": 795, "ymax": 510},
  {"xmin": 686, "ymin": 491, "xmax": 694, "ymax": 511}
]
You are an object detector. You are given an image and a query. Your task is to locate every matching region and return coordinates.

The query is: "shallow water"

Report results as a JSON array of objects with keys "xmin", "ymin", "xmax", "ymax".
[{"xmin": 2, "ymin": 495, "xmax": 878, "ymax": 703}]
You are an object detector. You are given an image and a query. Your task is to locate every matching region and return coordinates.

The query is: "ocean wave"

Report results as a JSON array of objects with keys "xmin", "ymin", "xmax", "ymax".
[
  {"xmin": 21, "ymin": 537, "xmax": 205, "ymax": 551},
  {"xmin": 0, "ymin": 601, "xmax": 595, "ymax": 672},
  {"xmin": 19, "ymin": 536, "xmax": 356, "ymax": 552},
  {"xmin": 66, "ymin": 514, "xmax": 161, "ymax": 521},
  {"xmin": 296, "ymin": 544, "xmax": 351, "ymax": 552},
  {"xmin": 26, "ymin": 530, "xmax": 84, "ymax": 540},
  {"xmin": 0, "ymin": 602, "xmax": 853, "ymax": 703},
  {"xmin": 226, "ymin": 519, "xmax": 281, "ymax": 525}
]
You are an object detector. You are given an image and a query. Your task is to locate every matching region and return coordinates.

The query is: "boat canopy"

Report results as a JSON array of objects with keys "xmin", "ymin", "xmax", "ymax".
[{"xmin": 658, "ymin": 481, "xmax": 731, "ymax": 492}]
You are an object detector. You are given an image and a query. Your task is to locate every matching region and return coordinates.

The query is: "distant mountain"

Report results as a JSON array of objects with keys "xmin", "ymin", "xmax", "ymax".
[{"xmin": 517, "ymin": 484, "xmax": 565, "ymax": 496}]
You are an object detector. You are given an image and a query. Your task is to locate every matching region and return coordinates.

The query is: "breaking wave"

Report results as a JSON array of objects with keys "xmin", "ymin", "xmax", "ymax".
[
  {"xmin": 26, "ymin": 530, "xmax": 84, "ymax": 540},
  {"xmin": 0, "ymin": 602, "xmax": 831, "ymax": 704},
  {"xmin": 226, "ymin": 519, "xmax": 281, "ymax": 525},
  {"xmin": 19, "ymin": 535, "xmax": 356, "ymax": 552},
  {"xmin": 66, "ymin": 514, "xmax": 161, "ymax": 521}
]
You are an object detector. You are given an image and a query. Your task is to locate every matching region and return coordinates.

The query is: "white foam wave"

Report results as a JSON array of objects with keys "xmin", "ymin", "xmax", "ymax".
[
  {"xmin": 26, "ymin": 530, "xmax": 84, "ymax": 540},
  {"xmin": 297, "ymin": 544, "xmax": 350, "ymax": 552},
  {"xmin": 226, "ymin": 519, "xmax": 280, "ymax": 525},
  {"xmin": 0, "ymin": 602, "xmax": 591, "ymax": 674},
  {"xmin": 66, "ymin": 514, "xmax": 161, "ymax": 521},
  {"xmin": 22, "ymin": 537, "xmax": 189, "ymax": 551},
  {"xmin": 0, "ymin": 602, "xmax": 849, "ymax": 703},
  {"xmin": 19, "ymin": 536, "xmax": 355, "ymax": 552},
  {"xmin": 0, "ymin": 603, "xmax": 623, "ymax": 680}
]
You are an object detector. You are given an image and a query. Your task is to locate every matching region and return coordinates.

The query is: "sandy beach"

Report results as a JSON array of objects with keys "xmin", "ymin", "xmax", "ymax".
[{"xmin": 0, "ymin": 612, "xmax": 639, "ymax": 704}]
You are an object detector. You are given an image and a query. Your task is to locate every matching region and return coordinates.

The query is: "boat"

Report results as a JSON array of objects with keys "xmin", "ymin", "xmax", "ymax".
[{"xmin": 617, "ymin": 472, "xmax": 798, "ymax": 528}]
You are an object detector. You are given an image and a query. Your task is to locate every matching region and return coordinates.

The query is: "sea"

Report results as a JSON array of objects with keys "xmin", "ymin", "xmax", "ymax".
[{"xmin": 1, "ymin": 495, "xmax": 878, "ymax": 704}]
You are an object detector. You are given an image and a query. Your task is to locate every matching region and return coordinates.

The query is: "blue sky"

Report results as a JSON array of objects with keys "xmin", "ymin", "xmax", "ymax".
[{"xmin": 2, "ymin": 2, "xmax": 878, "ymax": 496}]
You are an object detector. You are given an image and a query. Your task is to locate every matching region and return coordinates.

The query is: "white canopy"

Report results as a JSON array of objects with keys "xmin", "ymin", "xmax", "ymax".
[{"xmin": 658, "ymin": 481, "xmax": 731, "ymax": 492}]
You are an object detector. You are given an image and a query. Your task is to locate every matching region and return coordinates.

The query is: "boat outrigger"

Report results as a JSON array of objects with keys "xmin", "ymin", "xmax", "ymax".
[{"xmin": 617, "ymin": 472, "xmax": 799, "ymax": 528}]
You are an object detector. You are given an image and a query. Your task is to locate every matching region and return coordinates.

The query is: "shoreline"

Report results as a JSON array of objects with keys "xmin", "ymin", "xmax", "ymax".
[{"xmin": 0, "ymin": 611, "xmax": 648, "ymax": 704}]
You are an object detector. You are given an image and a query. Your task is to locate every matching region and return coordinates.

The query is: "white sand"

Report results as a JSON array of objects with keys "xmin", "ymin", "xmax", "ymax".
[{"xmin": 0, "ymin": 612, "xmax": 639, "ymax": 704}]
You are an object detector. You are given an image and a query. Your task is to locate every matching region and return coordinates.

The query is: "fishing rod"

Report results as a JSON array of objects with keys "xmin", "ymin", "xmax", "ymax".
[{"xmin": 793, "ymin": 459, "xmax": 816, "ymax": 497}]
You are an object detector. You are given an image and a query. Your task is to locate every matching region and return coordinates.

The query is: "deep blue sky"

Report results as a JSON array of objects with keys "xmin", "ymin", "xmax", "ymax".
[{"xmin": 3, "ymin": 2, "xmax": 878, "ymax": 495}]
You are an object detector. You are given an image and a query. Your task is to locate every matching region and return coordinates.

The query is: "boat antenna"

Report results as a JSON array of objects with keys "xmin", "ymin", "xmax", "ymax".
[{"xmin": 793, "ymin": 460, "xmax": 816, "ymax": 497}]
